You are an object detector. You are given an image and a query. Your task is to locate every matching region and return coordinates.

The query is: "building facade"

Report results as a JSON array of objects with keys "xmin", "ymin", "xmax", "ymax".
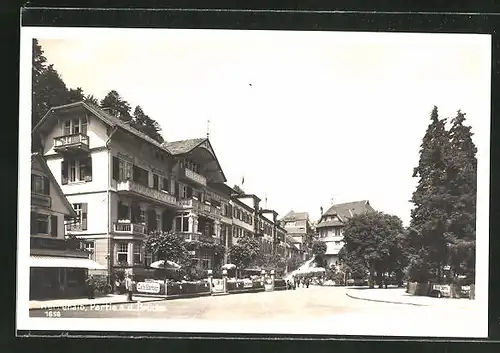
[
  {"xmin": 30, "ymin": 153, "xmax": 104, "ymax": 299},
  {"xmin": 280, "ymin": 211, "xmax": 314, "ymax": 261},
  {"xmin": 32, "ymin": 101, "xmax": 288, "ymax": 278},
  {"xmin": 33, "ymin": 101, "xmax": 230, "ymax": 277},
  {"xmin": 316, "ymin": 200, "xmax": 375, "ymax": 267}
]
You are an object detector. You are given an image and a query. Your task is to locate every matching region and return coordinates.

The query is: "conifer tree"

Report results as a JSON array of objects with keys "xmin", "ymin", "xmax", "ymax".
[
  {"xmin": 407, "ymin": 106, "xmax": 452, "ymax": 283},
  {"xmin": 445, "ymin": 110, "xmax": 477, "ymax": 278}
]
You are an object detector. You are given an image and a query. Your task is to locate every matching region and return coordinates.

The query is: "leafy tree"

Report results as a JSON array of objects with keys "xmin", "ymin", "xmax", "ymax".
[
  {"xmin": 444, "ymin": 110, "xmax": 477, "ymax": 278},
  {"xmin": 251, "ymin": 253, "xmax": 286, "ymax": 274},
  {"xmin": 132, "ymin": 105, "xmax": 164, "ymax": 143},
  {"xmin": 228, "ymin": 236, "xmax": 260, "ymax": 276},
  {"xmin": 311, "ymin": 240, "xmax": 327, "ymax": 267},
  {"xmin": 100, "ymin": 90, "xmax": 132, "ymax": 122},
  {"xmin": 338, "ymin": 246, "xmax": 369, "ymax": 280},
  {"xmin": 408, "ymin": 106, "xmax": 452, "ymax": 283},
  {"xmin": 342, "ymin": 211, "xmax": 405, "ymax": 288},
  {"xmin": 286, "ymin": 256, "xmax": 302, "ymax": 273},
  {"xmin": 67, "ymin": 87, "xmax": 85, "ymax": 103},
  {"xmin": 144, "ymin": 231, "xmax": 188, "ymax": 271},
  {"xmin": 85, "ymin": 94, "xmax": 99, "ymax": 105}
]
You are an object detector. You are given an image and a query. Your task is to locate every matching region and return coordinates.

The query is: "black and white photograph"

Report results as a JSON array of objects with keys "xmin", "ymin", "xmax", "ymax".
[{"xmin": 17, "ymin": 26, "xmax": 490, "ymax": 338}]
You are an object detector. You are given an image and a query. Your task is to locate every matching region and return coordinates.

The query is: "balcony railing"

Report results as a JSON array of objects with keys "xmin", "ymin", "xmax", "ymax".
[
  {"xmin": 114, "ymin": 221, "xmax": 146, "ymax": 235},
  {"xmin": 178, "ymin": 198, "xmax": 221, "ymax": 217},
  {"xmin": 181, "ymin": 232, "xmax": 202, "ymax": 242},
  {"xmin": 53, "ymin": 133, "xmax": 89, "ymax": 153},
  {"xmin": 178, "ymin": 167, "xmax": 207, "ymax": 187},
  {"xmin": 66, "ymin": 223, "xmax": 83, "ymax": 232},
  {"xmin": 178, "ymin": 232, "xmax": 216, "ymax": 243},
  {"xmin": 116, "ymin": 180, "xmax": 178, "ymax": 207}
]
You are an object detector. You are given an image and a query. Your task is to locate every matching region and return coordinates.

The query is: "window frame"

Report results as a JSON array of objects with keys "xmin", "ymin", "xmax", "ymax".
[{"xmin": 116, "ymin": 242, "xmax": 129, "ymax": 264}]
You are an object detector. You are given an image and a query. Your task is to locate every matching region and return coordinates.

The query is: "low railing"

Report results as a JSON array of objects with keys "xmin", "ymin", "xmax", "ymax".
[
  {"xmin": 116, "ymin": 180, "xmax": 178, "ymax": 207},
  {"xmin": 178, "ymin": 198, "xmax": 221, "ymax": 217},
  {"xmin": 54, "ymin": 133, "xmax": 89, "ymax": 149},
  {"xmin": 114, "ymin": 222, "xmax": 146, "ymax": 235},
  {"xmin": 66, "ymin": 223, "xmax": 83, "ymax": 232},
  {"xmin": 181, "ymin": 232, "xmax": 202, "ymax": 242}
]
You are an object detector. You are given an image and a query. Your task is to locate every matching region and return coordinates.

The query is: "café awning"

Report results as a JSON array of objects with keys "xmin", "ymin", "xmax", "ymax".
[{"xmin": 30, "ymin": 255, "xmax": 106, "ymax": 270}]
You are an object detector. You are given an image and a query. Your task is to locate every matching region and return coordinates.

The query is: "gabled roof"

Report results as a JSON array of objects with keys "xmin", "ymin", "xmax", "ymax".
[
  {"xmin": 163, "ymin": 138, "xmax": 206, "ymax": 155},
  {"xmin": 282, "ymin": 211, "xmax": 309, "ymax": 221},
  {"xmin": 33, "ymin": 101, "xmax": 170, "ymax": 155},
  {"xmin": 317, "ymin": 200, "xmax": 375, "ymax": 228},
  {"xmin": 31, "ymin": 153, "xmax": 77, "ymax": 218},
  {"xmin": 164, "ymin": 138, "xmax": 227, "ymax": 183}
]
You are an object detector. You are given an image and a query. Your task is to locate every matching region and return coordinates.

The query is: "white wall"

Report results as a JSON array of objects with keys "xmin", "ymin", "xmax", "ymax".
[
  {"xmin": 45, "ymin": 149, "xmax": 110, "ymax": 195},
  {"xmin": 44, "ymin": 111, "xmax": 109, "ymax": 156},
  {"xmin": 65, "ymin": 192, "xmax": 109, "ymax": 235}
]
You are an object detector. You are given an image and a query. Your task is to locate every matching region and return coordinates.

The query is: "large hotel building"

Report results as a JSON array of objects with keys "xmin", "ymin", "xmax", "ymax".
[{"xmin": 32, "ymin": 101, "xmax": 295, "ymax": 278}]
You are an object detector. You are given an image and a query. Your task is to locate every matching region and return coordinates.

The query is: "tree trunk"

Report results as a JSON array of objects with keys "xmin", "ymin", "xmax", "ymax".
[
  {"xmin": 437, "ymin": 261, "xmax": 442, "ymax": 284},
  {"xmin": 369, "ymin": 264, "xmax": 375, "ymax": 289}
]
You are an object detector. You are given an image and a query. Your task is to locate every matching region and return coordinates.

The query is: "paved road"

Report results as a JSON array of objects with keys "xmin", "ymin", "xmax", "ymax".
[{"xmin": 29, "ymin": 286, "xmax": 484, "ymax": 337}]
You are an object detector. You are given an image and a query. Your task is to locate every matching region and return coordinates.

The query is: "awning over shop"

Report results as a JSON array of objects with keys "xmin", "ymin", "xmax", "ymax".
[{"xmin": 30, "ymin": 255, "xmax": 106, "ymax": 270}]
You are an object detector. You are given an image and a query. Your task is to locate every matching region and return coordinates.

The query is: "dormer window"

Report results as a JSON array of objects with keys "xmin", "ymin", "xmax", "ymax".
[{"xmin": 62, "ymin": 117, "xmax": 87, "ymax": 136}]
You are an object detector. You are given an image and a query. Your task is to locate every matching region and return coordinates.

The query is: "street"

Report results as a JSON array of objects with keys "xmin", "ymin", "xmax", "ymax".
[{"xmin": 28, "ymin": 286, "xmax": 484, "ymax": 338}]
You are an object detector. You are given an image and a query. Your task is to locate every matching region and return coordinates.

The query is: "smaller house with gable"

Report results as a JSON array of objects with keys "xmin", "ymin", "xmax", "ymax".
[{"xmin": 316, "ymin": 200, "xmax": 375, "ymax": 267}]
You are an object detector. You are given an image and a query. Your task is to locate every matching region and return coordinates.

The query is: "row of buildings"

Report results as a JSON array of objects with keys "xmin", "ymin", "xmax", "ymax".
[{"xmin": 30, "ymin": 101, "xmax": 317, "ymax": 299}]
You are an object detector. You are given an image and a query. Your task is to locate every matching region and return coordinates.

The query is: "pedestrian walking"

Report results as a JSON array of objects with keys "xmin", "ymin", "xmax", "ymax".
[
  {"xmin": 306, "ymin": 278, "xmax": 310, "ymax": 288},
  {"xmin": 125, "ymin": 274, "xmax": 134, "ymax": 302},
  {"xmin": 85, "ymin": 274, "xmax": 95, "ymax": 299}
]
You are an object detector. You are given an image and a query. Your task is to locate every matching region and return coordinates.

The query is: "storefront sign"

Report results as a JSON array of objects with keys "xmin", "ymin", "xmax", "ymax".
[
  {"xmin": 212, "ymin": 279, "xmax": 224, "ymax": 293},
  {"xmin": 432, "ymin": 284, "xmax": 451, "ymax": 296},
  {"xmin": 136, "ymin": 282, "xmax": 161, "ymax": 294},
  {"xmin": 243, "ymin": 279, "xmax": 253, "ymax": 288}
]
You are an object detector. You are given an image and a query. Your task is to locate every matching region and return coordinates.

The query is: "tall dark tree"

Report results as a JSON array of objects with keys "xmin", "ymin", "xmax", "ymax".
[
  {"xmin": 408, "ymin": 106, "xmax": 452, "ymax": 283},
  {"xmin": 100, "ymin": 90, "xmax": 132, "ymax": 122},
  {"xmin": 85, "ymin": 94, "xmax": 99, "ymax": 105},
  {"xmin": 132, "ymin": 105, "xmax": 164, "ymax": 143},
  {"xmin": 32, "ymin": 39, "xmax": 68, "ymax": 128},
  {"xmin": 444, "ymin": 110, "xmax": 477, "ymax": 278},
  {"xmin": 228, "ymin": 236, "xmax": 260, "ymax": 277},
  {"xmin": 67, "ymin": 87, "xmax": 85, "ymax": 103}
]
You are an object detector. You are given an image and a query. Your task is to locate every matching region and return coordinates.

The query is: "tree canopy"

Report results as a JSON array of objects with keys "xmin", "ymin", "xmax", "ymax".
[
  {"xmin": 342, "ymin": 211, "xmax": 405, "ymax": 288},
  {"xmin": 228, "ymin": 236, "xmax": 260, "ymax": 271},
  {"xmin": 32, "ymin": 39, "xmax": 166, "ymax": 144}
]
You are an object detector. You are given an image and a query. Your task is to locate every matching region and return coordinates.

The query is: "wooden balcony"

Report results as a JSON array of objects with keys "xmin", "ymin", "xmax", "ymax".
[
  {"xmin": 114, "ymin": 222, "xmax": 146, "ymax": 236},
  {"xmin": 178, "ymin": 232, "xmax": 215, "ymax": 243},
  {"xmin": 31, "ymin": 236, "xmax": 68, "ymax": 251},
  {"xmin": 53, "ymin": 133, "xmax": 89, "ymax": 154},
  {"xmin": 116, "ymin": 180, "xmax": 178, "ymax": 208},
  {"xmin": 178, "ymin": 167, "xmax": 207, "ymax": 187},
  {"xmin": 178, "ymin": 198, "xmax": 221, "ymax": 218}
]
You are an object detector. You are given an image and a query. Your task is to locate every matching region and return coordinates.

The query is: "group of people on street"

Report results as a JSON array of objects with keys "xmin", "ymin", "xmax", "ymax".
[
  {"xmin": 286, "ymin": 277, "xmax": 310, "ymax": 290},
  {"xmin": 85, "ymin": 273, "xmax": 134, "ymax": 301}
]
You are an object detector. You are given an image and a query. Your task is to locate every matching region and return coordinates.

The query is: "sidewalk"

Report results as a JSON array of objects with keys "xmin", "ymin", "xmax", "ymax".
[
  {"xmin": 29, "ymin": 294, "xmax": 166, "ymax": 310},
  {"xmin": 346, "ymin": 287, "xmax": 477, "ymax": 310}
]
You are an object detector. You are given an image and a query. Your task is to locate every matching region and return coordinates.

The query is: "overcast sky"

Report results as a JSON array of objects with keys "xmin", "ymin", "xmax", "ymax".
[{"xmin": 34, "ymin": 29, "xmax": 491, "ymax": 225}]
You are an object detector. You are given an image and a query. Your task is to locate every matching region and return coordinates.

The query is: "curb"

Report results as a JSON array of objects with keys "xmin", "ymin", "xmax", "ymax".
[
  {"xmin": 345, "ymin": 292, "xmax": 427, "ymax": 307},
  {"xmin": 29, "ymin": 297, "xmax": 167, "ymax": 311}
]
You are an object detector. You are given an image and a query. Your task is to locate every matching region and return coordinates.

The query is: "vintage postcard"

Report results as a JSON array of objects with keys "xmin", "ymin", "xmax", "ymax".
[{"xmin": 17, "ymin": 26, "xmax": 491, "ymax": 338}]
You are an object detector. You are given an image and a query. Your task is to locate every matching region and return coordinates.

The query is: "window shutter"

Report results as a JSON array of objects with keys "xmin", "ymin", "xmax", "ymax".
[
  {"xmin": 112, "ymin": 156, "xmax": 119, "ymax": 181},
  {"xmin": 187, "ymin": 187, "xmax": 193, "ymax": 199},
  {"xmin": 50, "ymin": 215, "xmax": 58, "ymax": 237},
  {"xmin": 31, "ymin": 212, "xmax": 37, "ymax": 234},
  {"xmin": 61, "ymin": 161, "xmax": 68, "ymax": 185},
  {"xmin": 174, "ymin": 182, "xmax": 179, "ymax": 197},
  {"xmin": 85, "ymin": 157, "xmax": 93, "ymax": 182},
  {"xmin": 44, "ymin": 176, "xmax": 50, "ymax": 195},
  {"xmin": 82, "ymin": 203, "xmax": 88, "ymax": 230}
]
